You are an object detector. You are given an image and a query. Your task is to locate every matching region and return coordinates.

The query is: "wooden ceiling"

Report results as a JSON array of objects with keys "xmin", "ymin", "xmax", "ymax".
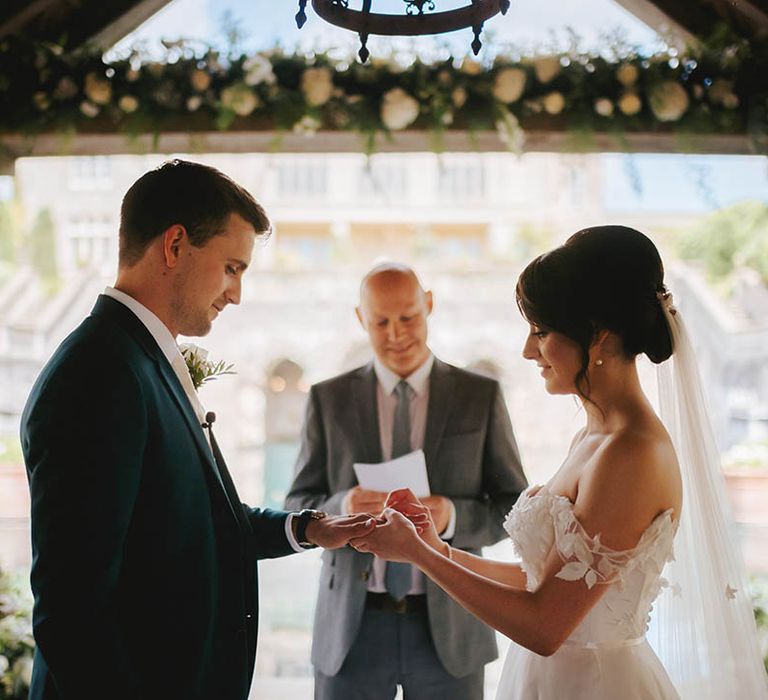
[{"xmin": 1, "ymin": 0, "xmax": 767, "ymax": 50}]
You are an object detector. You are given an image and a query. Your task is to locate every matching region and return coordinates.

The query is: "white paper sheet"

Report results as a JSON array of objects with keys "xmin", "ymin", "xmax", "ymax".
[{"xmin": 353, "ymin": 449, "xmax": 431, "ymax": 498}]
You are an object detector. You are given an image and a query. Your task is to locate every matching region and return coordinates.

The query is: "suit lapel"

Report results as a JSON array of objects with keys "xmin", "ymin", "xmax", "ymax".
[
  {"xmin": 424, "ymin": 359, "xmax": 455, "ymax": 470},
  {"xmin": 91, "ymin": 295, "xmax": 241, "ymax": 528},
  {"xmin": 154, "ymin": 353, "xmax": 243, "ymax": 529},
  {"xmin": 352, "ymin": 363, "xmax": 383, "ymax": 464}
]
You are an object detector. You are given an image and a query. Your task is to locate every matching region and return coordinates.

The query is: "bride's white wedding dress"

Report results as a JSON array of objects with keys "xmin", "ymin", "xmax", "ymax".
[{"xmin": 496, "ymin": 486, "xmax": 680, "ymax": 699}]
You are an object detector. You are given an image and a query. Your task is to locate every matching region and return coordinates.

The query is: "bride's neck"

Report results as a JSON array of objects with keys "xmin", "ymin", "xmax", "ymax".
[{"xmin": 581, "ymin": 361, "xmax": 651, "ymax": 433}]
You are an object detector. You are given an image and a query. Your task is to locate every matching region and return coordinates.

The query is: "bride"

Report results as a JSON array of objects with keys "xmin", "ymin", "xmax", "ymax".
[{"xmin": 351, "ymin": 226, "xmax": 768, "ymax": 699}]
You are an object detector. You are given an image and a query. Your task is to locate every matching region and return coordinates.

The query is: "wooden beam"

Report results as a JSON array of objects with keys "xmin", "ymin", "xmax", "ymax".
[
  {"xmin": 87, "ymin": 0, "xmax": 176, "ymax": 50},
  {"xmin": 614, "ymin": 0, "xmax": 768, "ymax": 41},
  {"xmin": 610, "ymin": 0, "xmax": 700, "ymax": 46},
  {"xmin": 0, "ymin": 0, "xmax": 175, "ymax": 49},
  {"xmin": 0, "ymin": 130, "xmax": 759, "ymax": 164}
]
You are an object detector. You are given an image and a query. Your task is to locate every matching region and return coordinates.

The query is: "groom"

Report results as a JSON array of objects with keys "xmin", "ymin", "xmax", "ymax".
[{"xmin": 20, "ymin": 160, "xmax": 375, "ymax": 700}]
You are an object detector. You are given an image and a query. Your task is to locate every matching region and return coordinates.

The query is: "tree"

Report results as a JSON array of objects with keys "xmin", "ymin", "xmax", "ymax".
[
  {"xmin": 0, "ymin": 201, "xmax": 15, "ymax": 264},
  {"xmin": 677, "ymin": 200, "xmax": 768, "ymax": 285},
  {"xmin": 26, "ymin": 207, "xmax": 58, "ymax": 283}
]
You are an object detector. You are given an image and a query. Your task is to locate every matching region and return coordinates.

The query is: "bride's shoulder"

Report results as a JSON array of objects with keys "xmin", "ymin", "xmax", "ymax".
[{"xmin": 575, "ymin": 428, "xmax": 681, "ymax": 547}]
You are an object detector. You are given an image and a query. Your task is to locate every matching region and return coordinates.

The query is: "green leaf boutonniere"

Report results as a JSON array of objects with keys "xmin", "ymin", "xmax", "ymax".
[{"xmin": 179, "ymin": 343, "xmax": 236, "ymax": 390}]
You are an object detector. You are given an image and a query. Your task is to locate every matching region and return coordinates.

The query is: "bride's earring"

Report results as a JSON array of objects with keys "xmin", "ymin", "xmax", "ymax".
[{"xmin": 595, "ymin": 359, "xmax": 604, "ymax": 366}]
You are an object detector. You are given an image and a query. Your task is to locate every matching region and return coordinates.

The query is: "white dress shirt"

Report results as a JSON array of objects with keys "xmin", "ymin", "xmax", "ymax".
[
  {"xmin": 103, "ymin": 287, "xmax": 303, "ymax": 552},
  {"xmin": 359, "ymin": 352, "xmax": 456, "ymax": 595}
]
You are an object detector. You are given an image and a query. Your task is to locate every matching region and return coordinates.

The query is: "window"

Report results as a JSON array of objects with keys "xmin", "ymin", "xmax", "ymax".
[{"xmin": 68, "ymin": 156, "xmax": 113, "ymax": 191}]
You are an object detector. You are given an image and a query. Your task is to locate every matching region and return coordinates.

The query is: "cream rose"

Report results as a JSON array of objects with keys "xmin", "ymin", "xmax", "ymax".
[
  {"xmin": 221, "ymin": 83, "xmax": 260, "ymax": 116},
  {"xmin": 79, "ymin": 100, "xmax": 100, "ymax": 118},
  {"xmin": 118, "ymin": 95, "xmax": 139, "ymax": 113},
  {"xmin": 493, "ymin": 67, "xmax": 526, "ymax": 103},
  {"xmin": 190, "ymin": 69, "xmax": 212, "ymax": 92},
  {"xmin": 533, "ymin": 56, "xmax": 560, "ymax": 84},
  {"xmin": 451, "ymin": 86, "xmax": 468, "ymax": 108},
  {"xmin": 84, "ymin": 73, "xmax": 112, "ymax": 105},
  {"xmin": 594, "ymin": 97, "xmax": 614, "ymax": 117},
  {"xmin": 616, "ymin": 64, "xmax": 639, "ymax": 87},
  {"xmin": 543, "ymin": 91, "xmax": 565, "ymax": 115},
  {"xmin": 649, "ymin": 81, "xmax": 689, "ymax": 121},
  {"xmin": 301, "ymin": 67, "xmax": 334, "ymax": 107},
  {"xmin": 618, "ymin": 91, "xmax": 642, "ymax": 115},
  {"xmin": 380, "ymin": 88, "xmax": 420, "ymax": 130},
  {"xmin": 460, "ymin": 58, "xmax": 483, "ymax": 75}
]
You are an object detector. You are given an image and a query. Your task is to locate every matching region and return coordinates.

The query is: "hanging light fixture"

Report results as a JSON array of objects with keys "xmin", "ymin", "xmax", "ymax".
[{"xmin": 295, "ymin": 0, "xmax": 511, "ymax": 62}]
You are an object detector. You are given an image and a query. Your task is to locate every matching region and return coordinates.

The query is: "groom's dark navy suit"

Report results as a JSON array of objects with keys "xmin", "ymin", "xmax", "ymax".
[{"xmin": 21, "ymin": 295, "xmax": 295, "ymax": 700}]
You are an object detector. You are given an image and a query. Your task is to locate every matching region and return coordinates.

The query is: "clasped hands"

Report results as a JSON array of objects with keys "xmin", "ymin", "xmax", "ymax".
[{"xmin": 346, "ymin": 488, "xmax": 448, "ymax": 564}]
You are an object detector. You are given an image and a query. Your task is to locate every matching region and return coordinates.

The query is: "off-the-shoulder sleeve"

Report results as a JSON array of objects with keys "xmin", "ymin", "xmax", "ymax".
[{"xmin": 552, "ymin": 504, "xmax": 675, "ymax": 590}]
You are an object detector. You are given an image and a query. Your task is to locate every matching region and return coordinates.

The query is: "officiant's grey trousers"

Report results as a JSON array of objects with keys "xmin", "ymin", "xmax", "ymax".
[{"xmin": 314, "ymin": 606, "xmax": 484, "ymax": 700}]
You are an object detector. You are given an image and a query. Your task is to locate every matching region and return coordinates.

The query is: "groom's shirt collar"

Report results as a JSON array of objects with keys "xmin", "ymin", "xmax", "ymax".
[{"xmin": 103, "ymin": 286, "xmax": 179, "ymax": 365}]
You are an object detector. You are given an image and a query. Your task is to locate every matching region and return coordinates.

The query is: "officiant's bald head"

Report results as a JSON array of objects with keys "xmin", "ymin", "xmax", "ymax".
[{"xmin": 356, "ymin": 263, "xmax": 433, "ymax": 378}]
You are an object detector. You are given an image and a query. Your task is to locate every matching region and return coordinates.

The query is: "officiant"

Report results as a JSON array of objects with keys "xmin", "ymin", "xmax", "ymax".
[{"xmin": 285, "ymin": 262, "xmax": 528, "ymax": 699}]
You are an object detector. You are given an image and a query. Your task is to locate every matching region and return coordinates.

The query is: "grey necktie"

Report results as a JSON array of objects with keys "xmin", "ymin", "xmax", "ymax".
[{"xmin": 385, "ymin": 380, "xmax": 413, "ymax": 601}]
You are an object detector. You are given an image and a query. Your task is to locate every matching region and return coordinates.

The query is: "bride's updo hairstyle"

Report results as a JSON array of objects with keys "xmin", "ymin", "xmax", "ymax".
[{"xmin": 516, "ymin": 225, "xmax": 672, "ymax": 399}]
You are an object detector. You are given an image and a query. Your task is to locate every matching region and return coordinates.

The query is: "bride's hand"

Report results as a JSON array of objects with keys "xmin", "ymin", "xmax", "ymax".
[
  {"xmin": 386, "ymin": 488, "xmax": 443, "ymax": 552},
  {"xmin": 348, "ymin": 508, "xmax": 425, "ymax": 563}
]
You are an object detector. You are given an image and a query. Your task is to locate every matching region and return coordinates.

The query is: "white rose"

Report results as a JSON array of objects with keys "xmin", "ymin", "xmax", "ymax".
[
  {"xmin": 533, "ymin": 56, "xmax": 560, "ymax": 84},
  {"xmin": 180, "ymin": 343, "xmax": 209, "ymax": 363},
  {"xmin": 543, "ymin": 91, "xmax": 565, "ymax": 115},
  {"xmin": 292, "ymin": 115, "xmax": 322, "ymax": 136},
  {"xmin": 13, "ymin": 655, "xmax": 33, "ymax": 688},
  {"xmin": 190, "ymin": 69, "xmax": 212, "ymax": 92},
  {"xmin": 221, "ymin": 83, "xmax": 260, "ymax": 116},
  {"xmin": 243, "ymin": 54, "xmax": 276, "ymax": 86},
  {"xmin": 594, "ymin": 97, "xmax": 614, "ymax": 117},
  {"xmin": 118, "ymin": 95, "xmax": 139, "ymax": 113},
  {"xmin": 84, "ymin": 72, "xmax": 112, "ymax": 105},
  {"xmin": 380, "ymin": 88, "xmax": 420, "ymax": 130},
  {"xmin": 0, "ymin": 654, "xmax": 8, "ymax": 675},
  {"xmin": 618, "ymin": 90, "xmax": 642, "ymax": 115},
  {"xmin": 451, "ymin": 86, "xmax": 468, "ymax": 108},
  {"xmin": 616, "ymin": 63, "xmax": 639, "ymax": 87},
  {"xmin": 460, "ymin": 58, "xmax": 483, "ymax": 75},
  {"xmin": 492, "ymin": 67, "xmax": 526, "ymax": 103},
  {"xmin": 187, "ymin": 95, "xmax": 203, "ymax": 111},
  {"xmin": 79, "ymin": 100, "xmax": 100, "ymax": 118},
  {"xmin": 301, "ymin": 67, "xmax": 334, "ymax": 107},
  {"xmin": 649, "ymin": 81, "xmax": 689, "ymax": 121}
]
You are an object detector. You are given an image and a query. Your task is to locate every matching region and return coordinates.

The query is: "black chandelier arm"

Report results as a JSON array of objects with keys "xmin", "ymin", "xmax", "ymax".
[{"xmin": 310, "ymin": 0, "xmax": 505, "ymax": 36}]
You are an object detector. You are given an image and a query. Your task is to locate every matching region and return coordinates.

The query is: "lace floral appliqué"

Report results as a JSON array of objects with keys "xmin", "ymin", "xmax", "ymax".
[{"xmin": 553, "ymin": 502, "xmax": 676, "ymax": 590}]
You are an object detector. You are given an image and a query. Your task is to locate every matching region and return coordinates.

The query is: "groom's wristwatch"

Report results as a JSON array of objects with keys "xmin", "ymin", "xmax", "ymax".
[{"xmin": 295, "ymin": 509, "xmax": 327, "ymax": 549}]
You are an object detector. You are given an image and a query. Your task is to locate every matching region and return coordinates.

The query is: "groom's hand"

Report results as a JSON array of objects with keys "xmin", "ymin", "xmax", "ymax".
[{"xmin": 305, "ymin": 513, "xmax": 379, "ymax": 550}]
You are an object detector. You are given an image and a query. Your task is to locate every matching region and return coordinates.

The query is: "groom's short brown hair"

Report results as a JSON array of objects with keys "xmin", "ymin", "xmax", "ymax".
[{"xmin": 119, "ymin": 159, "xmax": 271, "ymax": 267}]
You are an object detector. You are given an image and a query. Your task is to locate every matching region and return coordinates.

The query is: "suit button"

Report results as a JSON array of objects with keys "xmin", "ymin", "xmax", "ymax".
[
  {"xmin": 360, "ymin": 571, "xmax": 370, "ymax": 582},
  {"xmin": 245, "ymin": 612, "xmax": 254, "ymax": 620}
]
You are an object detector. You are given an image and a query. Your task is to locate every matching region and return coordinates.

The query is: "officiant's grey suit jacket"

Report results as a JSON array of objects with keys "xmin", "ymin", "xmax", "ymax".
[{"xmin": 285, "ymin": 357, "xmax": 528, "ymax": 678}]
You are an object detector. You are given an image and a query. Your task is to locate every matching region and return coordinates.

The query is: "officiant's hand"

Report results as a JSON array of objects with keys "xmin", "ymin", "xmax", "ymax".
[
  {"xmin": 349, "ymin": 508, "xmax": 424, "ymax": 563},
  {"xmin": 386, "ymin": 488, "xmax": 442, "ymax": 551},
  {"xmin": 344, "ymin": 486, "xmax": 388, "ymax": 516},
  {"xmin": 305, "ymin": 513, "xmax": 379, "ymax": 550}
]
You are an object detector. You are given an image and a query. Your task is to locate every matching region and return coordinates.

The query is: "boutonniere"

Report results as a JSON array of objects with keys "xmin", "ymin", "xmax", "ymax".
[{"xmin": 179, "ymin": 343, "xmax": 236, "ymax": 390}]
